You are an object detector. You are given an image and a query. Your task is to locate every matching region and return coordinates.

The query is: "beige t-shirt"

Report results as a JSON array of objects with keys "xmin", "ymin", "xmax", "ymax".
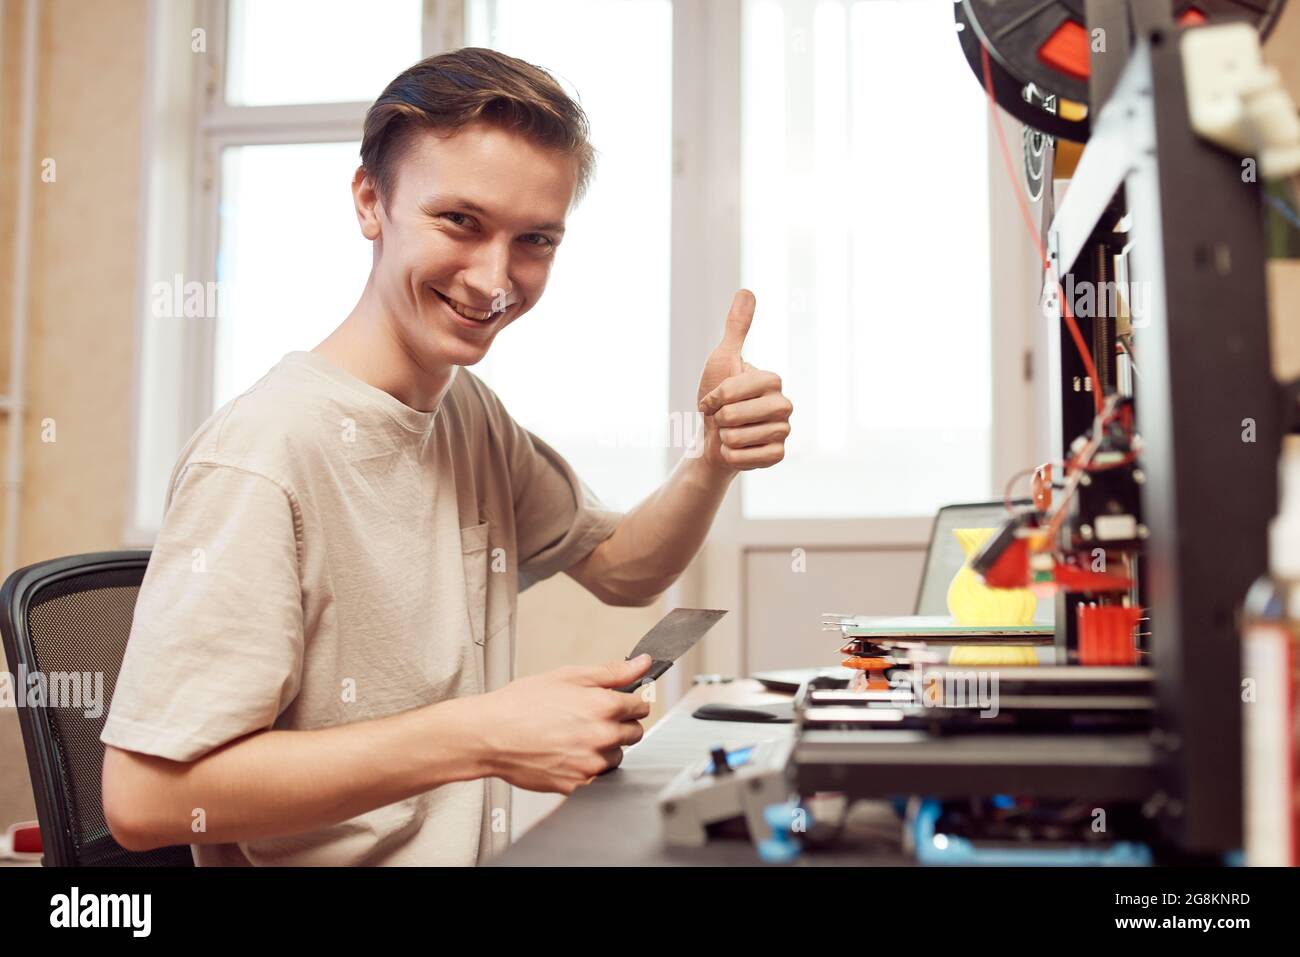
[{"xmin": 100, "ymin": 350, "xmax": 621, "ymax": 866}]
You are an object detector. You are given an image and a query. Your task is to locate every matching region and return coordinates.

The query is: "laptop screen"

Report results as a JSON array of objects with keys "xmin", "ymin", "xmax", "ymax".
[{"xmin": 914, "ymin": 501, "xmax": 1055, "ymax": 624}]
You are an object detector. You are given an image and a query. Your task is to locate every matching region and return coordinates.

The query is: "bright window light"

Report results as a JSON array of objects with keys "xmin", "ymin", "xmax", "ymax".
[
  {"xmin": 224, "ymin": 0, "xmax": 422, "ymax": 106},
  {"xmin": 740, "ymin": 0, "xmax": 992, "ymax": 518},
  {"xmin": 214, "ymin": 141, "xmax": 372, "ymax": 405},
  {"xmin": 466, "ymin": 0, "xmax": 674, "ymax": 511}
]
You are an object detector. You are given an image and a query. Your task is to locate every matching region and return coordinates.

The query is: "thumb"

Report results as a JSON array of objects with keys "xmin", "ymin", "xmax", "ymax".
[
  {"xmin": 578, "ymin": 654, "xmax": 653, "ymax": 689},
  {"xmin": 717, "ymin": 289, "xmax": 756, "ymax": 367}
]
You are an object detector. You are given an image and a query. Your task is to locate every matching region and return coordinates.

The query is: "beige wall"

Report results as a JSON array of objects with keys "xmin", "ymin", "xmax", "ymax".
[
  {"xmin": 1, "ymin": 0, "xmax": 144, "ymax": 573},
  {"xmin": 0, "ymin": 0, "xmax": 149, "ymax": 832},
  {"xmin": 0, "ymin": 0, "xmax": 1297, "ymax": 836}
]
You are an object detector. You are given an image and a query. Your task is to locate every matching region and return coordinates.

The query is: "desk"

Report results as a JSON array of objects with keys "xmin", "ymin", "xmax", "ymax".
[{"xmin": 493, "ymin": 679, "xmax": 908, "ymax": 866}]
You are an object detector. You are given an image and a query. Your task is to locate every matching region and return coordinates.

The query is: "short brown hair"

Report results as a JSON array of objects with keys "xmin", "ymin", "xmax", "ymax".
[{"xmin": 360, "ymin": 47, "xmax": 596, "ymax": 208}]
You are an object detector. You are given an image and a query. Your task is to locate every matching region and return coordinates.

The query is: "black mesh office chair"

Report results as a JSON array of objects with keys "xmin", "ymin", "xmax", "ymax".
[{"xmin": 0, "ymin": 551, "xmax": 193, "ymax": 866}]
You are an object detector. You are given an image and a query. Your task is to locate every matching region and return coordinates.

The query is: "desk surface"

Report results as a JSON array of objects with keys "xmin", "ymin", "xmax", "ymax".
[{"xmin": 493, "ymin": 679, "xmax": 907, "ymax": 866}]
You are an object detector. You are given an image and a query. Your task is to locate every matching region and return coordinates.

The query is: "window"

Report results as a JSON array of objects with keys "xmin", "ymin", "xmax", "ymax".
[
  {"xmin": 210, "ymin": 0, "xmax": 428, "ymax": 403},
  {"xmin": 739, "ymin": 0, "xmax": 993, "ymax": 518},
  {"xmin": 133, "ymin": 0, "xmax": 1011, "ymax": 541},
  {"xmin": 466, "ymin": 0, "xmax": 674, "ymax": 509},
  {"xmin": 206, "ymin": 1, "xmax": 423, "ymax": 410},
  {"xmin": 131, "ymin": 0, "xmax": 675, "ymax": 534},
  {"xmin": 224, "ymin": 0, "xmax": 423, "ymax": 106},
  {"xmin": 214, "ymin": 141, "xmax": 371, "ymax": 404}
]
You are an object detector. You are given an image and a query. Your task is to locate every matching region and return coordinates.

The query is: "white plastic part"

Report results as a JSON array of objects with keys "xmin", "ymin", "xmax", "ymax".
[
  {"xmin": 1094, "ymin": 513, "xmax": 1138, "ymax": 541},
  {"xmin": 0, "ymin": 820, "xmax": 41, "ymax": 862},
  {"xmin": 1270, "ymin": 442, "xmax": 1300, "ymax": 579},
  {"xmin": 1182, "ymin": 23, "xmax": 1300, "ymax": 178}
]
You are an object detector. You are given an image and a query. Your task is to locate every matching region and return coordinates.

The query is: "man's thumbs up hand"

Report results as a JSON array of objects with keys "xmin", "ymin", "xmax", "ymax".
[
  {"xmin": 717, "ymin": 288, "xmax": 755, "ymax": 371},
  {"xmin": 695, "ymin": 290, "xmax": 792, "ymax": 475}
]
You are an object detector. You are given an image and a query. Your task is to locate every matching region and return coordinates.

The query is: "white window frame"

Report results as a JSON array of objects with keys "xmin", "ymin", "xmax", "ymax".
[{"xmin": 128, "ymin": 0, "xmax": 1039, "ymax": 680}]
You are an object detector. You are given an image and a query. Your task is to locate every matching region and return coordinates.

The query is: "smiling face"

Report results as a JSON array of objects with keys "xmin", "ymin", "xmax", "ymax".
[{"xmin": 353, "ymin": 120, "xmax": 579, "ymax": 370}]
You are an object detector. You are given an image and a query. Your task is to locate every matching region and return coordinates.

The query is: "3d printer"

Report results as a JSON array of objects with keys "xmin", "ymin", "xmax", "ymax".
[{"xmin": 785, "ymin": 0, "xmax": 1300, "ymax": 864}]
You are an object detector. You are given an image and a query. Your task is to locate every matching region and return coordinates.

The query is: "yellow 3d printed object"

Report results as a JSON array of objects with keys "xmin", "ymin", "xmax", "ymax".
[
  {"xmin": 946, "ymin": 528, "xmax": 1038, "ymax": 627},
  {"xmin": 947, "ymin": 528, "xmax": 1039, "ymax": 666}
]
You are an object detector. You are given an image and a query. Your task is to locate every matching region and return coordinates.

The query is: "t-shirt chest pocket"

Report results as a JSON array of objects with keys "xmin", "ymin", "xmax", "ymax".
[{"xmin": 460, "ymin": 521, "xmax": 494, "ymax": 646}]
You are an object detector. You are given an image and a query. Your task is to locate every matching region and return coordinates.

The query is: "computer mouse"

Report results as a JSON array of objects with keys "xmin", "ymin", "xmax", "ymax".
[{"xmin": 691, "ymin": 703, "xmax": 793, "ymax": 723}]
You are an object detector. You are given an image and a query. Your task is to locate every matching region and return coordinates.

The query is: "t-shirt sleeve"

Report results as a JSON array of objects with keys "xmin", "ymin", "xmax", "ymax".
[
  {"xmin": 513, "ymin": 429, "xmax": 623, "ymax": 592},
  {"xmin": 100, "ymin": 462, "xmax": 305, "ymax": 762}
]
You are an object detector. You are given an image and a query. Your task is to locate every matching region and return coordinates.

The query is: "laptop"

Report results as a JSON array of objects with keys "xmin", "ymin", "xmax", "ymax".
[{"xmin": 753, "ymin": 500, "xmax": 1055, "ymax": 692}]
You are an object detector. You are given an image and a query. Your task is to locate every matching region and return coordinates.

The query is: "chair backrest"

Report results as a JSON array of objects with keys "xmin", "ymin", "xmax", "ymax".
[
  {"xmin": 914, "ymin": 500, "xmax": 1053, "ymax": 623},
  {"xmin": 0, "ymin": 551, "xmax": 193, "ymax": 866}
]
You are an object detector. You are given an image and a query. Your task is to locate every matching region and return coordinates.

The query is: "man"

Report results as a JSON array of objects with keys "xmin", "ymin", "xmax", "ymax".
[{"xmin": 101, "ymin": 47, "xmax": 792, "ymax": 866}]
